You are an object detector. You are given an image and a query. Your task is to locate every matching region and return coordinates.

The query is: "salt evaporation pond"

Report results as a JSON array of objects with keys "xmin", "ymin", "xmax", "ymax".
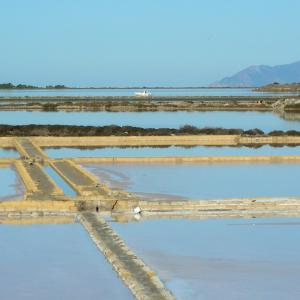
[
  {"xmin": 45, "ymin": 145, "xmax": 300, "ymax": 158},
  {"xmin": 0, "ymin": 167, "xmax": 24, "ymax": 200},
  {"xmin": 44, "ymin": 166, "xmax": 77, "ymax": 197},
  {"xmin": 83, "ymin": 163, "xmax": 300, "ymax": 200},
  {"xmin": 1, "ymin": 111, "xmax": 300, "ymax": 132},
  {"xmin": 0, "ymin": 148, "xmax": 19, "ymax": 158},
  {"xmin": 110, "ymin": 217, "xmax": 300, "ymax": 300},
  {"xmin": 0, "ymin": 223, "xmax": 133, "ymax": 300},
  {"xmin": 1, "ymin": 87, "xmax": 298, "ymax": 97}
]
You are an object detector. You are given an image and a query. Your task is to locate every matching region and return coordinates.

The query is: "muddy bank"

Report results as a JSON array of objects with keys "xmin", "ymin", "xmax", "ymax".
[
  {"xmin": 1, "ymin": 124, "xmax": 300, "ymax": 137},
  {"xmin": 0, "ymin": 96, "xmax": 294, "ymax": 112}
]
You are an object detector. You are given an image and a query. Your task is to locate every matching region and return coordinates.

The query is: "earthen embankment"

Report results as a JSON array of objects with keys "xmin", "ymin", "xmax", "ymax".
[
  {"xmin": 0, "ymin": 95, "xmax": 299, "ymax": 112},
  {"xmin": 81, "ymin": 212, "xmax": 175, "ymax": 300}
]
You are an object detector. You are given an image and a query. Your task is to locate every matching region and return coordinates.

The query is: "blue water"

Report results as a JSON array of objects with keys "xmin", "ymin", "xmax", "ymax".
[
  {"xmin": 0, "ymin": 87, "xmax": 299, "ymax": 97},
  {"xmin": 0, "ymin": 167, "xmax": 24, "ymax": 200},
  {"xmin": 0, "ymin": 148, "xmax": 19, "ymax": 158},
  {"xmin": 1, "ymin": 111, "xmax": 300, "ymax": 132},
  {"xmin": 110, "ymin": 217, "xmax": 300, "ymax": 300},
  {"xmin": 83, "ymin": 163, "xmax": 300, "ymax": 199},
  {"xmin": 44, "ymin": 166, "xmax": 77, "ymax": 197},
  {"xmin": 45, "ymin": 145, "xmax": 300, "ymax": 158},
  {"xmin": 0, "ymin": 223, "xmax": 133, "ymax": 300}
]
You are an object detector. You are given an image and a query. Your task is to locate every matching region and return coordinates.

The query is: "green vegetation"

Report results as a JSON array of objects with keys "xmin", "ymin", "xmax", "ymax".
[
  {"xmin": 0, "ymin": 83, "xmax": 38, "ymax": 89},
  {"xmin": 45, "ymin": 85, "xmax": 67, "ymax": 89},
  {"xmin": 0, "ymin": 124, "xmax": 299, "ymax": 137},
  {"xmin": 0, "ymin": 83, "xmax": 68, "ymax": 89},
  {"xmin": 41, "ymin": 103, "xmax": 58, "ymax": 111},
  {"xmin": 284, "ymin": 103, "xmax": 300, "ymax": 112}
]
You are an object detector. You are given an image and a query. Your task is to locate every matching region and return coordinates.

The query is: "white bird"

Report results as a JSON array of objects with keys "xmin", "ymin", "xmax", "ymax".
[{"xmin": 133, "ymin": 206, "xmax": 142, "ymax": 214}]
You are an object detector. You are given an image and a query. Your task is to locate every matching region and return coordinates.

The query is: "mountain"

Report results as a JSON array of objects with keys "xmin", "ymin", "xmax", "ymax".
[{"xmin": 211, "ymin": 60, "xmax": 300, "ymax": 87}]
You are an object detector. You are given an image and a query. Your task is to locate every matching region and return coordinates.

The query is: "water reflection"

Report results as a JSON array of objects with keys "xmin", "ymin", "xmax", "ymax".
[
  {"xmin": 1, "ymin": 87, "xmax": 299, "ymax": 97},
  {"xmin": 0, "ymin": 224, "xmax": 133, "ymax": 300},
  {"xmin": 0, "ymin": 148, "xmax": 19, "ymax": 158},
  {"xmin": 1, "ymin": 111, "xmax": 300, "ymax": 132},
  {"xmin": 44, "ymin": 166, "xmax": 77, "ymax": 197},
  {"xmin": 0, "ymin": 167, "xmax": 24, "ymax": 200},
  {"xmin": 45, "ymin": 145, "xmax": 300, "ymax": 158},
  {"xmin": 83, "ymin": 163, "xmax": 300, "ymax": 199},
  {"xmin": 110, "ymin": 217, "xmax": 300, "ymax": 300}
]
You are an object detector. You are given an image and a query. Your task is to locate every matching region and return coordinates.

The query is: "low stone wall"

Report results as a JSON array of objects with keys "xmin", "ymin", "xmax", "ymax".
[
  {"xmin": 14, "ymin": 140, "xmax": 28, "ymax": 157},
  {"xmin": 26, "ymin": 140, "xmax": 49, "ymax": 158},
  {"xmin": 15, "ymin": 138, "xmax": 48, "ymax": 158},
  {"xmin": 15, "ymin": 160, "xmax": 64, "ymax": 198},
  {"xmin": 0, "ymin": 136, "xmax": 300, "ymax": 149},
  {"xmin": 81, "ymin": 212, "xmax": 175, "ymax": 300},
  {"xmin": 2, "ymin": 136, "xmax": 300, "ymax": 219},
  {"xmin": 73, "ymin": 155, "xmax": 300, "ymax": 164},
  {"xmin": 30, "ymin": 135, "xmax": 300, "ymax": 147},
  {"xmin": 0, "ymin": 137, "xmax": 15, "ymax": 147},
  {"xmin": 239, "ymin": 136, "xmax": 300, "ymax": 144},
  {"xmin": 50, "ymin": 160, "xmax": 101, "ymax": 196},
  {"xmin": 0, "ymin": 215, "xmax": 76, "ymax": 224},
  {"xmin": 137, "ymin": 197, "xmax": 300, "ymax": 213},
  {"xmin": 0, "ymin": 159, "xmax": 16, "ymax": 167},
  {"xmin": 0, "ymin": 200, "xmax": 77, "ymax": 214},
  {"xmin": 71, "ymin": 196, "xmax": 300, "ymax": 216},
  {"xmin": 32, "ymin": 135, "xmax": 239, "ymax": 147},
  {"xmin": 112, "ymin": 210, "xmax": 300, "ymax": 223},
  {"xmin": 14, "ymin": 160, "xmax": 38, "ymax": 194}
]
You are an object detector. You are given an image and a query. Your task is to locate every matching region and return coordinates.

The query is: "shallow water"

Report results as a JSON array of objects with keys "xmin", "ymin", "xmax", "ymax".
[
  {"xmin": 45, "ymin": 145, "xmax": 300, "ymax": 158},
  {"xmin": 110, "ymin": 217, "xmax": 300, "ymax": 300},
  {"xmin": 1, "ymin": 87, "xmax": 299, "ymax": 97},
  {"xmin": 0, "ymin": 223, "xmax": 133, "ymax": 300},
  {"xmin": 44, "ymin": 166, "xmax": 77, "ymax": 197},
  {"xmin": 1, "ymin": 111, "xmax": 300, "ymax": 132},
  {"xmin": 83, "ymin": 163, "xmax": 300, "ymax": 199},
  {"xmin": 0, "ymin": 148, "xmax": 19, "ymax": 158},
  {"xmin": 0, "ymin": 167, "xmax": 24, "ymax": 200}
]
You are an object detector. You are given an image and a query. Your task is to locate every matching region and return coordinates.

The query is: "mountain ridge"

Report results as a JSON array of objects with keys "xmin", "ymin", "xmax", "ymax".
[{"xmin": 212, "ymin": 60, "xmax": 300, "ymax": 87}]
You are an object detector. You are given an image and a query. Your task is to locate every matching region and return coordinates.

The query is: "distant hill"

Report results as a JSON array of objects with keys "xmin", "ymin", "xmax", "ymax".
[{"xmin": 211, "ymin": 60, "xmax": 300, "ymax": 87}]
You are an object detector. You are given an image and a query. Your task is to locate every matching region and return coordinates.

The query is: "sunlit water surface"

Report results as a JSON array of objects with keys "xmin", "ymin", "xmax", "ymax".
[
  {"xmin": 45, "ymin": 145, "xmax": 300, "ymax": 158},
  {"xmin": 1, "ymin": 111, "xmax": 300, "ymax": 132},
  {"xmin": 44, "ymin": 166, "xmax": 77, "ymax": 197},
  {"xmin": 83, "ymin": 163, "xmax": 300, "ymax": 199},
  {"xmin": 0, "ymin": 167, "xmax": 24, "ymax": 200},
  {"xmin": 110, "ymin": 217, "xmax": 300, "ymax": 300},
  {"xmin": 0, "ymin": 148, "xmax": 19, "ymax": 158},
  {"xmin": 0, "ymin": 224, "xmax": 133, "ymax": 300},
  {"xmin": 1, "ymin": 87, "xmax": 299, "ymax": 97}
]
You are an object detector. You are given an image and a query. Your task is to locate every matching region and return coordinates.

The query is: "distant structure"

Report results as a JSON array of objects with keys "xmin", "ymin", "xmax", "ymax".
[{"xmin": 135, "ymin": 90, "xmax": 151, "ymax": 97}]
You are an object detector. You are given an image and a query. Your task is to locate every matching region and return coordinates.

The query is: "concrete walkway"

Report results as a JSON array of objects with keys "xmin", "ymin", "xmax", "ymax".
[
  {"xmin": 81, "ymin": 212, "xmax": 175, "ymax": 300},
  {"xmin": 2, "ymin": 136, "xmax": 300, "ymax": 299}
]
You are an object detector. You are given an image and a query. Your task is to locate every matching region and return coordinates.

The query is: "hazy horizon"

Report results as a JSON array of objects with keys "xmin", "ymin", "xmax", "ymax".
[{"xmin": 1, "ymin": 0, "xmax": 300, "ymax": 86}]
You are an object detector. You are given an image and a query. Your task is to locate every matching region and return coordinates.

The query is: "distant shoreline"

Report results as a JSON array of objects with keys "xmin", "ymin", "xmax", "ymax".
[
  {"xmin": 1, "ymin": 124, "xmax": 300, "ymax": 138},
  {"xmin": 255, "ymin": 83, "xmax": 300, "ymax": 92},
  {"xmin": 0, "ymin": 86, "xmax": 254, "ymax": 90},
  {"xmin": 0, "ymin": 95, "xmax": 299, "ymax": 113}
]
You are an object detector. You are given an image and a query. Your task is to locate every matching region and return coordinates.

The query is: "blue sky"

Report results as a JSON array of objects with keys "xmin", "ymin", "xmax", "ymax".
[{"xmin": 1, "ymin": 0, "xmax": 300, "ymax": 86}]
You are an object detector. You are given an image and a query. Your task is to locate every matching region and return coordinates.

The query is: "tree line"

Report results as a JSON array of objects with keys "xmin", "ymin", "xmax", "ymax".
[{"xmin": 0, "ymin": 83, "xmax": 67, "ymax": 89}]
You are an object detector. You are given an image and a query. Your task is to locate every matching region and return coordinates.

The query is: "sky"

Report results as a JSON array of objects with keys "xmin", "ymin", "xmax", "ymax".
[{"xmin": 1, "ymin": 0, "xmax": 300, "ymax": 86}]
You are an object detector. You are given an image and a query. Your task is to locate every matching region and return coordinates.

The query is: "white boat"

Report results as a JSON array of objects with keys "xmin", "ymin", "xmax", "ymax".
[{"xmin": 135, "ymin": 90, "xmax": 151, "ymax": 97}]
